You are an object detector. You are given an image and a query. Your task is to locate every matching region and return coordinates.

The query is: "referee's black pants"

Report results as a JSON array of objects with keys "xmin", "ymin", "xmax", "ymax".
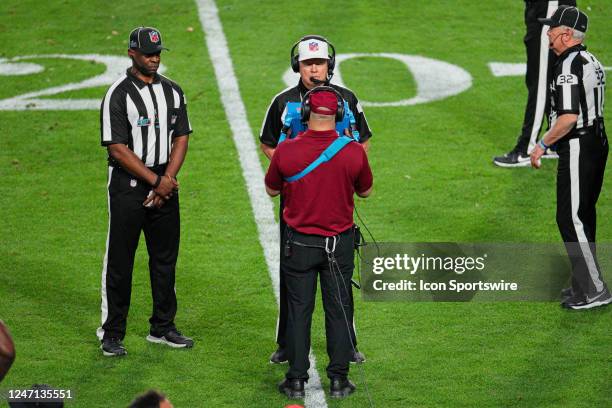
[
  {"xmin": 282, "ymin": 227, "xmax": 355, "ymax": 381},
  {"xmin": 516, "ymin": 0, "xmax": 575, "ymax": 153},
  {"xmin": 97, "ymin": 165, "xmax": 180, "ymax": 341},
  {"xmin": 556, "ymin": 126, "xmax": 609, "ymax": 298},
  {"xmin": 276, "ymin": 204, "xmax": 358, "ymax": 352}
]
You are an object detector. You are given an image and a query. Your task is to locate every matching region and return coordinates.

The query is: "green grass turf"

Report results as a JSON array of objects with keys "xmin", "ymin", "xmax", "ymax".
[{"xmin": 1, "ymin": 0, "xmax": 611, "ymax": 407}]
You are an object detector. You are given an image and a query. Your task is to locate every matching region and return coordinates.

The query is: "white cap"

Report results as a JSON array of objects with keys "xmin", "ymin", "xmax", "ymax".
[{"xmin": 298, "ymin": 39, "xmax": 329, "ymax": 61}]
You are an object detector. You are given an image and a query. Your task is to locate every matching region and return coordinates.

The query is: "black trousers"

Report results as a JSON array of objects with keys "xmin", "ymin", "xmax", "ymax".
[
  {"xmin": 97, "ymin": 165, "xmax": 180, "ymax": 341},
  {"xmin": 276, "ymin": 211, "xmax": 289, "ymax": 348},
  {"xmin": 556, "ymin": 126, "xmax": 609, "ymax": 298},
  {"xmin": 276, "ymin": 209, "xmax": 358, "ymax": 351},
  {"xmin": 516, "ymin": 0, "xmax": 576, "ymax": 153},
  {"xmin": 282, "ymin": 227, "xmax": 355, "ymax": 381}
]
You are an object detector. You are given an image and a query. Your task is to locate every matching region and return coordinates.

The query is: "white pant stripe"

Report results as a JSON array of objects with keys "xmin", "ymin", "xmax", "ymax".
[
  {"xmin": 569, "ymin": 139, "xmax": 605, "ymax": 292},
  {"xmin": 96, "ymin": 166, "xmax": 114, "ymax": 341},
  {"xmin": 527, "ymin": 1, "xmax": 558, "ymax": 153}
]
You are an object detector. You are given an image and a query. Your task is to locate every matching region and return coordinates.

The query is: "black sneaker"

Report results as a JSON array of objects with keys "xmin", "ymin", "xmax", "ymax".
[
  {"xmin": 329, "ymin": 377, "xmax": 356, "ymax": 399},
  {"xmin": 350, "ymin": 350, "xmax": 366, "ymax": 364},
  {"xmin": 493, "ymin": 149, "xmax": 531, "ymax": 168},
  {"xmin": 278, "ymin": 378, "xmax": 305, "ymax": 399},
  {"xmin": 269, "ymin": 347, "xmax": 288, "ymax": 364},
  {"xmin": 101, "ymin": 338, "xmax": 127, "ymax": 357},
  {"xmin": 146, "ymin": 329, "xmax": 194, "ymax": 348},
  {"xmin": 561, "ymin": 289, "xmax": 612, "ymax": 310}
]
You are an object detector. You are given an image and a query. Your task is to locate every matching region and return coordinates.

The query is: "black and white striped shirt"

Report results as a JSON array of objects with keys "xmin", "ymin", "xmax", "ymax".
[
  {"xmin": 100, "ymin": 69, "xmax": 192, "ymax": 167},
  {"xmin": 550, "ymin": 44, "xmax": 606, "ymax": 130}
]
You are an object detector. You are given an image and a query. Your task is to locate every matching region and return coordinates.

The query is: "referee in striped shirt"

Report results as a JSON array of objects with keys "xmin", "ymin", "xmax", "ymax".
[
  {"xmin": 97, "ymin": 27, "xmax": 194, "ymax": 356},
  {"xmin": 531, "ymin": 7, "xmax": 611, "ymax": 310}
]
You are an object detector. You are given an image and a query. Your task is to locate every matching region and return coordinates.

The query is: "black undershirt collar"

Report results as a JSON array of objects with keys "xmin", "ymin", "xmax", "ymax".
[{"xmin": 126, "ymin": 68, "xmax": 161, "ymax": 89}]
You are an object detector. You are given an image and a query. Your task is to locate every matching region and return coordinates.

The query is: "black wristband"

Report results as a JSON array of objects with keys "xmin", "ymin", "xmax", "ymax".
[{"xmin": 152, "ymin": 175, "xmax": 161, "ymax": 188}]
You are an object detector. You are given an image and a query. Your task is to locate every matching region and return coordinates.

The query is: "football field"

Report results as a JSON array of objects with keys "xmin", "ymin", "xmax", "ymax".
[{"xmin": 0, "ymin": 0, "xmax": 611, "ymax": 407}]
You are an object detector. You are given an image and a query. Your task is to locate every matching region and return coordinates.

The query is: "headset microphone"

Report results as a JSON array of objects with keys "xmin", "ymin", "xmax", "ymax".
[
  {"xmin": 310, "ymin": 77, "xmax": 326, "ymax": 85},
  {"xmin": 549, "ymin": 32, "xmax": 565, "ymax": 48}
]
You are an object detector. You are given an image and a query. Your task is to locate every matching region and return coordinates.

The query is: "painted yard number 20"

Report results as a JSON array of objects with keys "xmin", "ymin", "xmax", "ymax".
[
  {"xmin": 0, "ymin": 54, "xmax": 167, "ymax": 111},
  {"xmin": 3, "ymin": 54, "xmax": 606, "ymax": 110}
]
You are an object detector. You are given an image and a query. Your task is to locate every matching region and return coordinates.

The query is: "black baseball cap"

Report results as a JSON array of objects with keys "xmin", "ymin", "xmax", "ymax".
[
  {"xmin": 129, "ymin": 27, "xmax": 169, "ymax": 54},
  {"xmin": 538, "ymin": 6, "xmax": 588, "ymax": 33}
]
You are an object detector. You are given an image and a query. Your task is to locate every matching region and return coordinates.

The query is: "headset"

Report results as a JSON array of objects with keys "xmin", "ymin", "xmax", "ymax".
[
  {"xmin": 290, "ymin": 35, "xmax": 336, "ymax": 75},
  {"xmin": 300, "ymin": 86, "xmax": 345, "ymax": 123}
]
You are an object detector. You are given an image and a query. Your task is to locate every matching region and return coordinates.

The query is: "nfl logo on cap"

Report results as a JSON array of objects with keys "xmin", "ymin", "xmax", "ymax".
[
  {"xmin": 129, "ymin": 27, "xmax": 168, "ymax": 53},
  {"xmin": 297, "ymin": 37, "xmax": 329, "ymax": 62},
  {"xmin": 149, "ymin": 31, "xmax": 160, "ymax": 43}
]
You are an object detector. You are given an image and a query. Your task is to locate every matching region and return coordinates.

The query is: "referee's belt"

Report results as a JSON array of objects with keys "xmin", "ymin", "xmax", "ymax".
[
  {"xmin": 285, "ymin": 226, "xmax": 352, "ymax": 247},
  {"xmin": 566, "ymin": 119, "xmax": 605, "ymax": 140},
  {"xmin": 109, "ymin": 161, "xmax": 168, "ymax": 174}
]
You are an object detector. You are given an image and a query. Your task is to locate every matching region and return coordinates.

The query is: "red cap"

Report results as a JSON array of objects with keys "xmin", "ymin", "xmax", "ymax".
[{"xmin": 310, "ymin": 91, "xmax": 338, "ymax": 115}]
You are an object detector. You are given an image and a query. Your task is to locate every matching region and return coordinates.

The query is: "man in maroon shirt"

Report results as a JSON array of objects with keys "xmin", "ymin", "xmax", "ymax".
[{"xmin": 265, "ymin": 90, "xmax": 373, "ymax": 400}]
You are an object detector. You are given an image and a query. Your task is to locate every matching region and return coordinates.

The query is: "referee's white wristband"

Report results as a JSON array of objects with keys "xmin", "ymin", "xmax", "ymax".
[{"xmin": 539, "ymin": 139, "xmax": 549, "ymax": 150}]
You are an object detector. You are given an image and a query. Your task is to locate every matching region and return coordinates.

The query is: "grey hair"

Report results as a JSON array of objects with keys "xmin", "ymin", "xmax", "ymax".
[{"xmin": 559, "ymin": 25, "xmax": 586, "ymax": 40}]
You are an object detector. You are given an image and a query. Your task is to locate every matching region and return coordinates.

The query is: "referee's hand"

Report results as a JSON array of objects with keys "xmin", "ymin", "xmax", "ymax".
[
  {"xmin": 143, "ymin": 192, "xmax": 166, "ymax": 209},
  {"xmin": 151, "ymin": 195, "xmax": 166, "ymax": 208},
  {"xmin": 530, "ymin": 145, "xmax": 544, "ymax": 169},
  {"xmin": 154, "ymin": 175, "xmax": 179, "ymax": 200}
]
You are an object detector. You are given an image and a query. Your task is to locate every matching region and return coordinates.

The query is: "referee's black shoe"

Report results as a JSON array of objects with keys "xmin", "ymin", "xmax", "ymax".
[
  {"xmin": 146, "ymin": 329, "xmax": 194, "ymax": 348},
  {"xmin": 101, "ymin": 338, "xmax": 127, "ymax": 357},
  {"xmin": 561, "ymin": 289, "xmax": 612, "ymax": 310},
  {"xmin": 269, "ymin": 347, "xmax": 288, "ymax": 364},
  {"xmin": 278, "ymin": 378, "xmax": 305, "ymax": 399},
  {"xmin": 329, "ymin": 377, "xmax": 356, "ymax": 399},
  {"xmin": 493, "ymin": 148, "xmax": 531, "ymax": 168}
]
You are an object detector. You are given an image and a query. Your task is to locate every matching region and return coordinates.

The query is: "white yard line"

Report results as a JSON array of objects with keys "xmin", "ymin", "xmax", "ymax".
[{"xmin": 194, "ymin": 1, "xmax": 328, "ymax": 406}]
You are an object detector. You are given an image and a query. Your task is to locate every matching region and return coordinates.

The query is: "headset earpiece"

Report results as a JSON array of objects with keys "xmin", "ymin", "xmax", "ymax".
[
  {"xmin": 290, "ymin": 41, "xmax": 300, "ymax": 73},
  {"xmin": 301, "ymin": 95, "xmax": 311, "ymax": 122},
  {"xmin": 326, "ymin": 42, "xmax": 336, "ymax": 74}
]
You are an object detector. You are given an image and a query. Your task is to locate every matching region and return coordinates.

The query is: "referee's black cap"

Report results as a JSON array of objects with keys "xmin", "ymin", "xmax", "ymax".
[
  {"xmin": 129, "ymin": 27, "xmax": 169, "ymax": 54},
  {"xmin": 539, "ymin": 6, "xmax": 588, "ymax": 33}
]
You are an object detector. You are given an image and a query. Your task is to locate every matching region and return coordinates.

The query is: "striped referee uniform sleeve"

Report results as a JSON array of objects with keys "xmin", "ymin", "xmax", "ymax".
[
  {"xmin": 554, "ymin": 55, "xmax": 582, "ymax": 115},
  {"xmin": 340, "ymin": 88, "xmax": 372, "ymax": 143},
  {"xmin": 351, "ymin": 97, "xmax": 372, "ymax": 143},
  {"xmin": 173, "ymin": 86, "xmax": 193, "ymax": 137},
  {"xmin": 259, "ymin": 95, "xmax": 282, "ymax": 147},
  {"xmin": 100, "ymin": 85, "xmax": 129, "ymax": 146}
]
